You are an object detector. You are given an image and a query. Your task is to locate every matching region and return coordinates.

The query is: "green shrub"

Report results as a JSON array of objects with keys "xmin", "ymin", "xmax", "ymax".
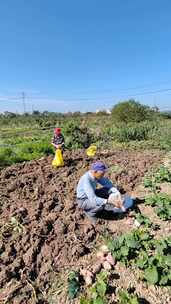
[
  {"xmin": 112, "ymin": 100, "xmax": 155, "ymax": 123},
  {"xmin": 64, "ymin": 121, "xmax": 94, "ymax": 149},
  {"xmin": 80, "ymin": 271, "xmax": 109, "ymax": 304},
  {"xmin": 118, "ymin": 289, "xmax": 139, "ymax": 304}
]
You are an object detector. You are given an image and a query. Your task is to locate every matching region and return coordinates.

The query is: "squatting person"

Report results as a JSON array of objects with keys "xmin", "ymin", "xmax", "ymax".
[{"xmin": 76, "ymin": 161, "xmax": 133, "ymax": 223}]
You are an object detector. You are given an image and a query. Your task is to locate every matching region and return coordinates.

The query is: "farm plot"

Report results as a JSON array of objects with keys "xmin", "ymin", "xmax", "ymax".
[{"xmin": 1, "ymin": 149, "xmax": 171, "ymax": 304}]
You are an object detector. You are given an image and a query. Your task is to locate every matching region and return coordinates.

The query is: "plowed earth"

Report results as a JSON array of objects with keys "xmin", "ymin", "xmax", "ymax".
[{"xmin": 0, "ymin": 149, "xmax": 167, "ymax": 304}]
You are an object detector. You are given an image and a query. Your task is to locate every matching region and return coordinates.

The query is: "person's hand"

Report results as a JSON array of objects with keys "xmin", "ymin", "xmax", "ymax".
[
  {"xmin": 108, "ymin": 193, "xmax": 124, "ymax": 209},
  {"xmin": 115, "ymin": 194, "xmax": 125, "ymax": 210}
]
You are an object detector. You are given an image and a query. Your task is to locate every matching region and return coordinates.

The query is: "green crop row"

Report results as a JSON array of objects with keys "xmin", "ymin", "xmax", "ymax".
[
  {"xmin": 2, "ymin": 111, "xmax": 171, "ymax": 167},
  {"xmin": 107, "ymin": 229, "xmax": 171, "ymax": 286}
]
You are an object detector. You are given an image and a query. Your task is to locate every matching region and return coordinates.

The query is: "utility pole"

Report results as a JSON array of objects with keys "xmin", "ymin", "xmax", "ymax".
[{"xmin": 22, "ymin": 92, "xmax": 26, "ymax": 113}]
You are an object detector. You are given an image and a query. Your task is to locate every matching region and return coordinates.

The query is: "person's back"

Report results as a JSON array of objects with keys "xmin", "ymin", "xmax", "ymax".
[{"xmin": 77, "ymin": 171, "xmax": 97, "ymax": 199}]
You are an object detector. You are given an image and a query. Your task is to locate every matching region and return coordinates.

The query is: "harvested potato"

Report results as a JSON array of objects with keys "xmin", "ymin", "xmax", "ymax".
[
  {"xmin": 91, "ymin": 262, "xmax": 102, "ymax": 274},
  {"xmin": 80, "ymin": 268, "xmax": 87, "ymax": 277},
  {"xmin": 96, "ymin": 251, "xmax": 105, "ymax": 259},
  {"xmin": 102, "ymin": 261, "xmax": 112, "ymax": 271},
  {"xmin": 80, "ymin": 269, "xmax": 93, "ymax": 278},
  {"xmin": 85, "ymin": 275, "xmax": 93, "ymax": 286},
  {"xmin": 80, "ymin": 269, "xmax": 94, "ymax": 286},
  {"xmin": 105, "ymin": 252, "xmax": 115, "ymax": 266},
  {"xmin": 86, "ymin": 270, "xmax": 94, "ymax": 278},
  {"xmin": 100, "ymin": 245, "xmax": 109, "ymax": 253}
]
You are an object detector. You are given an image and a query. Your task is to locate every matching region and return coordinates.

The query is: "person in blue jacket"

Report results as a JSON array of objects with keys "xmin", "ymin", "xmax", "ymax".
[{"xmin": 76, "ymin": 161, "xmax": 133, "ymax": 223}]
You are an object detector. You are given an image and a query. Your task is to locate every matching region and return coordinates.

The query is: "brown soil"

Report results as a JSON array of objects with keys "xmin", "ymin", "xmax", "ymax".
[{"xmin": 1, "ymin": 149, "xmax": 169, "ymax": 304}]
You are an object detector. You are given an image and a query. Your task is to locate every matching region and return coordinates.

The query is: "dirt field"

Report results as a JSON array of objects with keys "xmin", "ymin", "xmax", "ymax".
[{"xmin": 1, "ymin": 149, "xmax": 171, "ymax": 304}]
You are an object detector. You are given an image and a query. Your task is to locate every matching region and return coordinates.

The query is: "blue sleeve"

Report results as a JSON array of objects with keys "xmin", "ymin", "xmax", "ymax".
[
  {"xmin": 98, "ymin": 177, "xmax": 113, "ymax": 189},
  {"xmin": 84, "ymin": 178, "xmax": 107, "ymax": 207}
]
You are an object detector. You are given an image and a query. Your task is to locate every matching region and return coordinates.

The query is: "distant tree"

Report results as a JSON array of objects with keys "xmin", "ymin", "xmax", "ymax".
[
  {"xmin": 33, "ymin": 110, "xmax": 41, "ymax": 115},
  {"xmin": 42, "ymin": 111, "xmax": 49, "ymax": 116},
  {"xmin": 85, "ymin": 112, "xmax": 93, "ymax": 116},
  {"xmin": 160, "ymin": 111, "xmax": 171, "ymax": 119},
  {"xmin": 64, "ymin": 111, "xmax": 73, "ymax": 117},
  {"xmin": 23, "ymin": 112, "xmax": 29, "ymax": 117},
  {"xmin": 72, "ymin": 111, "xmax": 82, "ymax": 117},
  {"xmin": 111, "ymin": 99, "xmax": 154, "ymax": 123},
  {"xmin": 96, "ymin": 110, "xmax": 109, "ymax": 116},
  {"xmin": 152, "ymin": 106, "xmax": 159, "ymax": 112},
  {"xmin": 4, "ymin": 111, "xmax": 17, "ymax": 118}
]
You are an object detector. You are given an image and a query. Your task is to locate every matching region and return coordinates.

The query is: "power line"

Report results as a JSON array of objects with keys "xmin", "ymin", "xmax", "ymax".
[
  {"xmin": 17, "ymin": 87, "xmax": 171, "ymax": 102},
  {"xmin": 0, "ymin": 86, "xmax": 171, "ymax": 108},
  {"xmin": 6, "ymin": 87, "xmax": 171, "ymax": 102},
  {"xmin": 27, "ymin": 79, "xmax": 171, "ymax": 96}
]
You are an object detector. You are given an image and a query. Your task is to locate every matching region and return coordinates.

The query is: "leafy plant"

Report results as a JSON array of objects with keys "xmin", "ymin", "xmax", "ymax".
[
  {"xmin": 10, "ymin": 217, "xmax": 25, "ymax": 233},
  {"xmin": 106, "ymin": 230, "xmax": 171, "ymax": 286},
  {"xmin": 107, "ymin": 229, "xmax": 151, "ymax": 266},
  {"xmin": 155, "ymin": 166, "xmax": 171, "ymax": 183},
  {"xmin": 133, "ymin": 212, "xmax": 160, "ymax": 230},
  {"xmin": 0, "ymin": 217, "xmax": 25, "ymax": 240},
  {"xmin": 145, "ymin": 193, "xmax": 171, "ymax": 220},
  {"xmin": 143, "ymin": 176, "xmax": 158, "ymax": 192},
  {"xmin": 134, "ymin": 213, "xmax": 152, "ymax": 228},
  {"xmin": 67, "ymin": 271, "xmax": 80, "ymax": 299},
  {"xmin": 144, "ymin": 166, "xmax": 171, "ymax": 191},
  {"xmin": 144, "ymin": 266, "xmax": 159, "ymax": 284},
  {"xmin": 80, "ymin": 271, "xmax": 109, "ymax": 304},
  {"xmin": 136, "ymin": 237, "xmax": 171, "ymax": 285},
  {"xmin": 118, "ymin": 289, "xmax": 139, "ymax": 304}
]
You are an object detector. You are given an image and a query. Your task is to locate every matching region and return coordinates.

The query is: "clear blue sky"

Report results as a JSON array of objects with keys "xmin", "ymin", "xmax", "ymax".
[{"xmin": 0, "ymin": 0, "xmax": 171, "ymax": 113}]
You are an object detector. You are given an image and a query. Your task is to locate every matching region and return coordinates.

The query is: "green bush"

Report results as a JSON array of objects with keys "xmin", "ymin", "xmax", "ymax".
[
  {"xmin": 112, "ymin": 100, "xmax": 155, "ymax": 123},
  {"xmin": 63, "ymin": 121, "xmax": 94, "ymax": 149},
  {"xmin": 0, "ymin": 147, "xmax": 14, "ymax": 166}
]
